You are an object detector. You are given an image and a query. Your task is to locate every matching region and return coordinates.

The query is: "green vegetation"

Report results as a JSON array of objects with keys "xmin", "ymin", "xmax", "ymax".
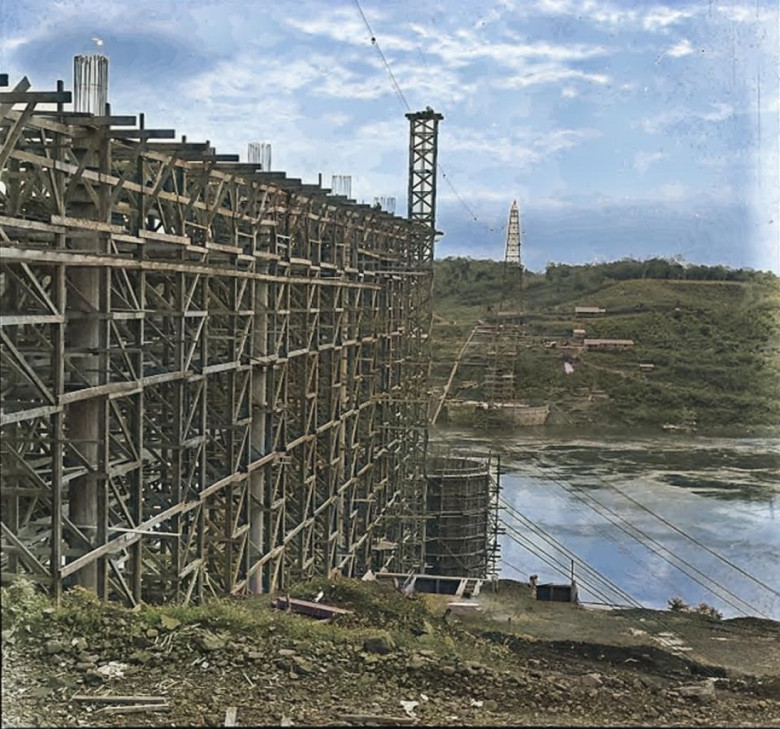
[
  {"xmin": 0, "ymin": 576, "xmax": 496, "ymax": 669},
  {"xmin": 431, "ymin": 257, "xmax": 780, "ymax": 431}
]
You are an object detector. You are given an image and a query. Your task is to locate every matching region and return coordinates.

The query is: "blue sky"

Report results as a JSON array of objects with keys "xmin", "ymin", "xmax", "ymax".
[{"xmin": 1, "ymin": 0, "xmax": 778, "ymax": 272}]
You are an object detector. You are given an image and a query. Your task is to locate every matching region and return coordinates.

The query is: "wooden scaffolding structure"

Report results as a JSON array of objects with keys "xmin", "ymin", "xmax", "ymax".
[{"xmin": 0, "ymin": 74, "xmax": 434, "ymax": 604}]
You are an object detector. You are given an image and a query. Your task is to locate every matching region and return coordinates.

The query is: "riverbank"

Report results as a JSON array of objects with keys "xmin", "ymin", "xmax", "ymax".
[{"xmin": 2, "ymin": 577, "xmax": 779, "ymax": 727}]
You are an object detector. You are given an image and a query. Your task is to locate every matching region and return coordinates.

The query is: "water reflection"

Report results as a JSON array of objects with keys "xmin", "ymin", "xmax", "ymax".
[{"xmin": 433, "ymin": 429, "xmax": 780, "ymax": 619}]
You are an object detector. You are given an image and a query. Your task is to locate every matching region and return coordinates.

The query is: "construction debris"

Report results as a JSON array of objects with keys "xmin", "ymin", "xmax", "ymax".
[
  {"xmin": 339, "ymin": 713, "xmax": 416, "ymax": 726},
  {"xmin": 270, "ymin": 595, "xmax": 352, "ymax": 620},
  {"xmin": 72, "ymin": 695, "xmax": 166, "ymax": 704},
  {"xmin": 224, "ymin": 705, "xmax": 238, "ymax": 726}
]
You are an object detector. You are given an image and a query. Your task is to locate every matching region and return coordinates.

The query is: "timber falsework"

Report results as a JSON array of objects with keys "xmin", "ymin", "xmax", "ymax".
[{"xmin": 0, "ymin": 74, "xmax": 434, "ymax": 605}]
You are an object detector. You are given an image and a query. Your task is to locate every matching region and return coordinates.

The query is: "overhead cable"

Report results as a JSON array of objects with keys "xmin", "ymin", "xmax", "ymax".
[
  {"xmin": 518, "ymin": 461, "xmax": 767, "ymax": 617},
  {"xmin": 351, "ymin": 0, "xmax": 504, "ymax": 233},
  {"xmin": 500, "ymin": 500, "xmax": 644, "ymax": 608}
]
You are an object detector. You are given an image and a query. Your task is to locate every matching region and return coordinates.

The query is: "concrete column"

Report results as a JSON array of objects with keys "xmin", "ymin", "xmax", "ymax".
[
  {"xmin": 249, "ymin": 277, "xmax": 269, "ymax": 593},
  {"xmin": 65, "ymin": 127, "xmax": 104, "ymax": 591}
]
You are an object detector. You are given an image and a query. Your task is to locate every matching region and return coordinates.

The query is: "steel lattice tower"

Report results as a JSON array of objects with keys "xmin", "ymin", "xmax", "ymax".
[
  {"xmin": 406, "ymin": 108, "xmax": 443, "ymax": 235},
  {"xmin": 504, "ymin": 200, "xmax": 521, "ymax": 266},
  {"xmin": 396, "ymin": 107, "xmax": 442, "ymax": 572}
]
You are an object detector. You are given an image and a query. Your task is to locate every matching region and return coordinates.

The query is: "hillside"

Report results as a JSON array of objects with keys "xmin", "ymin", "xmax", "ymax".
[{"xmin": 431, "ymin": 258, "xmax": 780, "ymax": 431}]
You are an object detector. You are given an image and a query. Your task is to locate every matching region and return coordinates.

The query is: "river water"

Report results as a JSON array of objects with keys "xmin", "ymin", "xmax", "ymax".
[{"xmin": 432, "ymin": 430, "xmax": 780, "ymax": 620}]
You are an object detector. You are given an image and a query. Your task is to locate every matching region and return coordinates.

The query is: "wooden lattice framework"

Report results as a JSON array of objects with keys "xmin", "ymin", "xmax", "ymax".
[{"xmin": 0, "ymin": 74, "xmax": 433, "ymax": 604}]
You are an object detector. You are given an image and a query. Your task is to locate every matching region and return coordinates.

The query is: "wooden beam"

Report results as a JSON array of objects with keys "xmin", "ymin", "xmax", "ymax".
[
  {"xmin": 107, "ymin": 129, "xmax": 176, "ymax": 139},
  {"xmin": 0, "ymin": 91, "xmax": 72, "ymax": 103}
]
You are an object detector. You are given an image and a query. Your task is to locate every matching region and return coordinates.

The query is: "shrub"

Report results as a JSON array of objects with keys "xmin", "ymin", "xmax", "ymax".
[
  {"xmin": 1, "ymin": 576, "xmax": 50, "ymax": 630},
  {"xmin": 694, "ymin": 602, "xmax": 723, "ymax": 620}
]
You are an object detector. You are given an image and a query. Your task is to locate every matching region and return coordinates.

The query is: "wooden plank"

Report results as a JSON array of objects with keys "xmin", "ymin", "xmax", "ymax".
[
  {"xmin": 60, "ymin": 380, "xmax": 145, "ymax": 406},
  {"xmin": 0, "ymin": 246, "xmax": 380, "ymax": 289},
  {"xmin": 1, "ymin": 571, "xmax": 54, "ymax": 585},
  {"xmin": 0, "ymin": 315, "xmax": 64, "ymax": 326},
  {"xmin": 50, "ymin": 215, "xmax": 125, "ymax": 234},
  {"xmin": 0, "ymin": 329, "xmax": 57, "ymax": 404},
  {"xmin": 338, "ymin": 715, "xmax": 415, "ymax": 726},
  {"xmin": 54, "ymin": 115, "xmax": 137, "ymax": 126},
  {"xmin": 0, "ymin": 91, "xmax": 71, "ymax": 103},
  {"xmin": 107, "ymin": 129, "xmax": 176, "ymax": 139},
  {"xmin": 72, "ymin": 695, "xmax": 166, "ymax": 704},
  {"xmin": 0, "ymin": 523, "xmax": 49, "ymax": 576},
  {"xmin": 95, "ymin": 704, "xmax": 170, "ymax": 714},
  {"xmin": 0, "ymin": 214, "xmax": 65, "ymax": 234},
  {"xmin": 59, "ymin": 500, "xmax": 197, "ymax": 579},
  {"xmin": 138, "ymin": 228, "xmax": 190, "ymax": 245}
]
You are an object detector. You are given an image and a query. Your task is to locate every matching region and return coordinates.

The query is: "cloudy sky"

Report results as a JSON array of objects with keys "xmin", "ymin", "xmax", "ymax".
[{"xmin": 1, "ymin": 0, "xmax": 778, "ymax": 272}]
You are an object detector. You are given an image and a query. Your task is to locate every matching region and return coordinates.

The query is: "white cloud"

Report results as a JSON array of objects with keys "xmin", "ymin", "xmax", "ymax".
[
  {"xmin": 666, "ymin": 38, "xmax": 694, "ymax": 58},
  {"xmin": 537, "ymin": 128, "xmax": 602, "ymax": 154},
  {"xmin": 438, "ymin": 186, "xmax": 516, "ymax": 204},
  {"xmin": 285, "ymin": 10, "xmax": 419, "ymax": 53},
  {"xmin": 186, "ymin": 55, "xmax": 319, "ymax": 102},
  {"xmin": 440, "ymin": 126, "xmax": 600, "ymax": 168},
  {"xmin": 532, "ymin": 0, "xmax": 638, "ymax": 25},
  {"xmin": 700, "ymin": 104, "xmax": 735, "ymax": 122},
  {"xmin": 440, "ymin": 35, "xmax": 608, "ymax": 68},
  {"xmin": 633, "ymin": 151, "xmax": 667, "ymax": 173},
  {"xmin": 561, "ymin": 86, "xmax": 578, "ymax": 98},
  {"xmin": 642, "ymin": 7, "xmax": 696, "ymax": 32},
  {"xmin": 322, "ymin": 112, "xmax": 351, "ymax": 127},
  {"xmin": 697, "ymin": 151, "xmax": 746, "ymax": 169},
  {"xmin": 499, "ymin": 67, "xmax": 610, "ymax": 89},
  {"xmin": 714, "ymin": 2, "xmax": 775, "ymax": 23},
  {"xmin": 0, "ymin": 35, "xmax": 32, "ymax": 54},
  {"xmin": 640, "ymin": 103, "xmax": 734, "ymax": 133},
  {"xmin": 528, "ymin": 1, "xmax": 701, "ymax": 31}
]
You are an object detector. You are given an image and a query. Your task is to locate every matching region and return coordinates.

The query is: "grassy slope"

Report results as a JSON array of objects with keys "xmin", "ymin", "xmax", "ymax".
[{"xmin": 431, "ymin": 259, "xmax": 780, "ymax": 431}]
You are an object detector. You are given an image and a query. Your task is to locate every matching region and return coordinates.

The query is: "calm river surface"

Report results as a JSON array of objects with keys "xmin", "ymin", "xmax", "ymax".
[{"xmin": 433, "ymin": 430, "xmax": 780, "ymax": 620}]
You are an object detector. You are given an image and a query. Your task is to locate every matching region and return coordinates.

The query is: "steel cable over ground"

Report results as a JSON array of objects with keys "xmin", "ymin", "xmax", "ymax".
[
  {"xmin": 496, "ymin": 498, "xmax": 774, "ymax": 656},
  {"xmin": 498, "ymin": 511, "xmax": 721, "ymax": 654},
  {"xmin": 527, "ymin": 458, "xmax": 777, "ymax": 613},
  {"xmin": 499, "ymin": 499, "xmax": 645, "ymax": 608},
  {"xmin": 520, "ymin": 465, "xmax": 760, "ymax": 616},
  {"xmin": 352, "ymin": 0, "xmax": 410, "ymax": 111},
  {"xmin": 500, "ymin": 518, "xmax": 636, "ymax": 608},
  {"xmin": 587, "ymin": 470, "xmax": 780, "ymax": 599},
  {"xmin": 502, "ymin": 520, "xmax": 615, "ymax": 602},
  {"xmin": 514, "ymin": 461, "xmax": 768, "ymax": 618},
  {"xmin": 520, "ymin": 472, "xmax": 658, "ymax": 579}
]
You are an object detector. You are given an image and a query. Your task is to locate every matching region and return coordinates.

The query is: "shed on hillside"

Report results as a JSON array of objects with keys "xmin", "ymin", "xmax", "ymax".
[
  {"xmin": 536, "ymin": 582, "xmax": 578, "ymax": 603},
  {"xmin": 584, "ymin": 339, "xmax": 634, "ymax": 350}
]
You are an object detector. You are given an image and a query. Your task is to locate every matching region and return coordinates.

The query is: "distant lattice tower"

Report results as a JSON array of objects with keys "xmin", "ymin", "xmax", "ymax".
[{"xmin": 505, "ymin": 200, "xmax": 521, "ymax": 266}]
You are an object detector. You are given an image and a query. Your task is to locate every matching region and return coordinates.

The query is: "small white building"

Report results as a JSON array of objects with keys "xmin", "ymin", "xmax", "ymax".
[{"xmin": 575, "ymin": 306, "xmax": 606, "ymax": 315}]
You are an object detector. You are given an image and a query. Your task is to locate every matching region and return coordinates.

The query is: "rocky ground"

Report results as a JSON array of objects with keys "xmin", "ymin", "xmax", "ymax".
[{"xmin": 2, "ymin": 577, "xmax": 779, "ymax": 727}]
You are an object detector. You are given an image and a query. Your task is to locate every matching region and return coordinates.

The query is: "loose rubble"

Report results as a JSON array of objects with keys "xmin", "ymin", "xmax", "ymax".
[{"xmin": 2, "ymin": 577, "xmax": 779, "ymax": 727}]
